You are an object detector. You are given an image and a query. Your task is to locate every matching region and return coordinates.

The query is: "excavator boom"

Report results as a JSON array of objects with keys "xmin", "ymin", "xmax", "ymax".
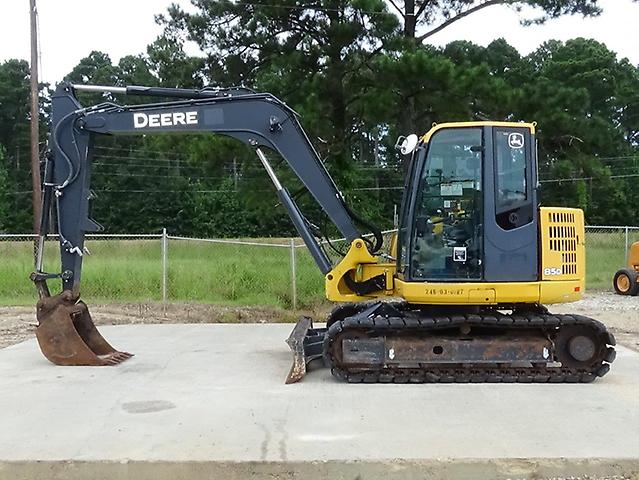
[{"xmin": 33, "ymin": 83, "xmax": 376, "ymax": 374}]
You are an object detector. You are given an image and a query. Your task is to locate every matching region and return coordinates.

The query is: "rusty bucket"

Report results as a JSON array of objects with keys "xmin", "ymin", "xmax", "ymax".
[{"xmin": 35, "ymin": 291, "xmax": 133, "ymax": 366}]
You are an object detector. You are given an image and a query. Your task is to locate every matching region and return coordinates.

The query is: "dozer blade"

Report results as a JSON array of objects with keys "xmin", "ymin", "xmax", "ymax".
[
  {"xmin": 35, "ymin": 292, "xmax": 133, "ymax": 366},
  {"xmin": 285, "ymin": 317, "xmax": 326, "ymax": 384}
]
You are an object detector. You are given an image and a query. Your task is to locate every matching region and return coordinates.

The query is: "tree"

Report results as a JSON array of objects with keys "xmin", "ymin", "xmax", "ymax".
[
  {"xmin": 509, "ymin": 39, "xmax": 639, "ymax": 222},
  {"xmin": 0, "ymin": 146, "xmax": 9, "ymax": 231},
  {"xmin": 0, "ymin": 60, "xmax": 30, "ymax": 155},
  {"xmin": 30, "ymin": 7, "xmax": 638, "ymax": 234},
  {"xmin": 146, "ymin": 36, "xmax": 205, "ymax": 88},
  {"xmin": 390, "ymin": 0, "xmax": 619, "ymax": 42},
  {"xmin": 158, "ymin": 0, "xmax": 398, "ymax": 166},
  {"xmin": 0, "ymin": 59, "xmax": 49, "ymax": 232},
  {"xmin": 373, "ymin": 0, "xmax": 630, "ymax": 137}
]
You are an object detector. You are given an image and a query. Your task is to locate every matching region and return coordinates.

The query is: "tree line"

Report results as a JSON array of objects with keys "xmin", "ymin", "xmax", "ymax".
[{"xmin": 0, "ymin": 0, "xmax": 638, "ymax": 235}]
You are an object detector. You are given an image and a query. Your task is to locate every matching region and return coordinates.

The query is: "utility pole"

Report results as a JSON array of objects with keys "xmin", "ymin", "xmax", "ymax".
[
  {"xmin": 232, "ymin": 157, "xmax": 238, "ymax": 191},
  {"xmin": 29, "ymin": 0, "xmax": 42, "ymax": 233}
]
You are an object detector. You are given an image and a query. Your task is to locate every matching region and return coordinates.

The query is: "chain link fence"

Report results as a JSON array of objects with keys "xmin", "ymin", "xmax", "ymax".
[
  {"xmin": 0, "ymin": 230, "xmax": 396, "ymax": 308},
  {"xmin": 584, "ymin": 226, "xmax": 639, "ymax": 289},
  {"xmin": 0, "ymin": 226, "xmax": 635, "ymax": 306}
]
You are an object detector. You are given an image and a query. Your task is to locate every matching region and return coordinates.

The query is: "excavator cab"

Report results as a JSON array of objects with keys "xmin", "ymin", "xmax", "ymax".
[{"xmin": 398, "ymin": 123, "xmax": 537, "ymax": 284}]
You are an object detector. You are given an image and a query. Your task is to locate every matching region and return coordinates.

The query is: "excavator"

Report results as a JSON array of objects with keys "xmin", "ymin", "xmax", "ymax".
[{"xmin": 31, "ymin": 82, "xmax": 616, "ymax": 383}]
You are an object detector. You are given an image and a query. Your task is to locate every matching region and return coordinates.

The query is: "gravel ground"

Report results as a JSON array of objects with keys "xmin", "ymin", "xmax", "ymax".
[
  {"xmin": 552, "ymin": 291, "xmax": 639, "ymax": 350},
  {"xmin": 1, "ymin": 291, "xmax": 638, "ymax": 350},
  {"xmin": 0, "ymin": 302, "xmax": 324, "ymax": 349},
  {"xmin": 533, "ymin": 477, "xmax": 635, "ymax": 480},
  {"xmin": 533, "ymin": 477, "xmax": 636, "ymax": 480}
]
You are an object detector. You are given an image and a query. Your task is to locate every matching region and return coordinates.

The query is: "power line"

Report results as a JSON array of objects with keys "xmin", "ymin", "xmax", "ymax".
[
  {"xmin": 599, "ymin": 155, "xmax": 639, "ymax": 161},
  {"xmin": 91, "ymin": 171, "xmax": 229, "ymax": 181},
  {"xmin": 540, "ymin": 173, "xmax": 639, "ymax": 183},
  {"xmin": 93, "ymin": 161, "xmax": 216, "ymax": 174},
  {"xmin": 10, "ymin": 172, "xmax": 639, "ymax": 198},
  {"xmin": 540, "ymin": 177, "xmax": 594, "ymax": 184},
  {"xmin": 94, "ymin": 153, "xmax": 193, "ymax": 164},
  {"xmin": 93, "ymin": 145, "xmax": 193, "ymax": 158},
  {"xmin": 342, "ymin": 186, "xmax": 403, "ymax": 191},
  {"xmin": 6, "ymin": 185, "xmax": 405, "ymax": 196},
  {"xmin": 94, "ymin": 161, "xmax": 203, "ymax": 170}
]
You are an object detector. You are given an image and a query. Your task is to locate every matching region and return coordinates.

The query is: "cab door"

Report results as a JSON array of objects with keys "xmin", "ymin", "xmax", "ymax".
[
  {"xmin": 406, "ymin": 127, "xmax": 484, "ymax": 281},
  {"xmin": 482, "ymin": 126, "xmax": 538, "ymax": 282}
]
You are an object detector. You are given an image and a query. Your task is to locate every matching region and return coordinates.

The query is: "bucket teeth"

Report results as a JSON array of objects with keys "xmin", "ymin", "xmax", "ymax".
[
  {"xmin": 35, "ymin": 292, "xmax": 133, "ymax": 366},
  {"xmin": 102, "ymin": 351, "xmax": 134, "ymax": 365}
]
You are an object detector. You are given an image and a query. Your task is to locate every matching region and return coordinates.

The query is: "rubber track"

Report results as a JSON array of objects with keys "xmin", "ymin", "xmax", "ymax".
[{"xmin": 324, "ymin": 312, "xmax": 616, "ymax": 383}]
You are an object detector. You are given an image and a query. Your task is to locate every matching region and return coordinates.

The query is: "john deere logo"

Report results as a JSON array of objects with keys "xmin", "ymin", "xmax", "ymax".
[
  {"xmin": 133, "ymin": 111, "xmax": 198, "ymax": 128},
  {"xmin": 508, "ymin": 132, "xmax": 524, "ymax": 149}
]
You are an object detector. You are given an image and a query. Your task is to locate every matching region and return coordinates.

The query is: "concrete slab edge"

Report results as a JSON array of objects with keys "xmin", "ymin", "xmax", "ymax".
[{"xmin": 1, "ymin": 458, "xmax": 638, "ymax": 480}]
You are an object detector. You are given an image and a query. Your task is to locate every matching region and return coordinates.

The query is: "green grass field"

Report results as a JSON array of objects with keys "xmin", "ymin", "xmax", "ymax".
[
  {"xmin": 0, "ymin": 232, "xmax": 632, "ymax": 307},
  {"xmin": 0, "ymin": 237, "xmax": 324, "ymax": 307}
]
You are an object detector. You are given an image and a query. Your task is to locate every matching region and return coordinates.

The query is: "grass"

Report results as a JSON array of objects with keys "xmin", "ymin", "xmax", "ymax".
[
  {"xmin": 0, "ymin": 231, "xmax": 631, "ymax": 306},
  {"xmin": 0, "ymin": 237, "xmax": 324, "ymax": 308},
  {"xmin": 585, "ymin": 229, "xmax": 639, "ymax": 290},
  {"xmin": 166, "ymin": 239, "xmax": 322, "ymax": 307}
]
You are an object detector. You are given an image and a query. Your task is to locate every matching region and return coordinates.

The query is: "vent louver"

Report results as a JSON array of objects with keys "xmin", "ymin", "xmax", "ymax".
[{"xmin": 548, "ymin": 211, "xmax": 578, "ymax": 275}]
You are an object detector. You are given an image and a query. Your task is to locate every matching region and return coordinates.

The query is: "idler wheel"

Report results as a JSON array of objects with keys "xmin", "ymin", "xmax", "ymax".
[
  {"xmin": 555, "ymin": 325, "xmax": 602, "ymax": 368},
  {"xmin": 568, "ymin": 335, "xmax": 596, "ymax": 362}
]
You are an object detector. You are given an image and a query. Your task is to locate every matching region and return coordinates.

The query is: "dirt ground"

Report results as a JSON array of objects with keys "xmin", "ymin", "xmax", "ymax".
[
  {"xmin": 1, "ymin": 292, "xmax": 638, "ymax": 350},
  {"xmin": 0, "ymin": 301, "xmax": 326, "ymax": 349}
]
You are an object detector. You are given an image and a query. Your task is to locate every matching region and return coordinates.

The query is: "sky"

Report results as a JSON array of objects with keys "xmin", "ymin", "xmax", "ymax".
[{"xmin": 0, "ymin": 0, "xmax": 638, "ymax": 85}]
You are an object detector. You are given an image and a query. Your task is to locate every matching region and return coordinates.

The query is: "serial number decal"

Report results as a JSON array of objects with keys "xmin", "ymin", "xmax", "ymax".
[
  {"xmin": 544, "ymin": 267, "xmax": 563, "ymax": 276},
  {"xmin": 425, "ymin": 288, "xmax": 465, "ymax": 296}
]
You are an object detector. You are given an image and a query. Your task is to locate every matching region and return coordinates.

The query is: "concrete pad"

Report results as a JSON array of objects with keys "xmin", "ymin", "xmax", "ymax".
[{"xmin": 1, "ymin": 324, "xmax": 638, "ymax": 480}]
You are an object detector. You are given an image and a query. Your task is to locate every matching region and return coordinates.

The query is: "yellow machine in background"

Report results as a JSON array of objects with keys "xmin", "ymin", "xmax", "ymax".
[{"xmin": 613, "ymin": 242, "xmax": 639, "ymax": 295}]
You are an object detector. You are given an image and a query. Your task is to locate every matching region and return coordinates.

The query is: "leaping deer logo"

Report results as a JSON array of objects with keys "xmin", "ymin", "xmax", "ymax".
[{"xmin": 508, "ymin": 132, "xmax": 524, "ymax": 149}]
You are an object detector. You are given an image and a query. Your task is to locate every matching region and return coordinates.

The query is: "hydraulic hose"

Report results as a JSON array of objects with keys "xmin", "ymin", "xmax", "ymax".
[{"xmin": 343, "ymin": 201, "xmax": 384, "ymax": 254}]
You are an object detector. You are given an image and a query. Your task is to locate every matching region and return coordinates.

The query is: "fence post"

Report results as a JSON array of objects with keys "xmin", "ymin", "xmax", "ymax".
[
  {"xmin": 162, "ymin": 228, "xmax": 168, "ymax": 304},
  {"xmin": 290, "ymin": 238, "xmax": 297, "ymax": 310},
  {"xmin": 625, "ymin": 226, "xmax": 629, "ymax": 261}
]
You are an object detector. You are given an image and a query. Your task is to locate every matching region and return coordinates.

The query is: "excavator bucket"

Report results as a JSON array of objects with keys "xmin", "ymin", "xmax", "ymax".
[
  {"xmin": 35, "ymin": 292, "xmax": 133, "ymax": 366},
  {"xmin": 285, "ymin": 317, "xmax": 326, "ymax": 384}
]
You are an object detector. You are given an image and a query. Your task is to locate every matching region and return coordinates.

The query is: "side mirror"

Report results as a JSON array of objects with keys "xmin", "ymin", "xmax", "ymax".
[{"xmin": 395, "ymin": 134, "xmax": 419, "ymax": 155}]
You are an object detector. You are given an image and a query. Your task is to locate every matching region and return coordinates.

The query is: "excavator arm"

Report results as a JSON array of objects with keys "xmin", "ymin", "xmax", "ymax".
[{"xmin": 31, "ymin": 83, "xmax": 383, "ymax": 378}]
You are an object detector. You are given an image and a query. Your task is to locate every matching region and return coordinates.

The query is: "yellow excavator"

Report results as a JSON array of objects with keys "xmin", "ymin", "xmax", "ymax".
[{"xmin": 32, "ymin": 83, "xmax": 616, "ymax": 383}]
